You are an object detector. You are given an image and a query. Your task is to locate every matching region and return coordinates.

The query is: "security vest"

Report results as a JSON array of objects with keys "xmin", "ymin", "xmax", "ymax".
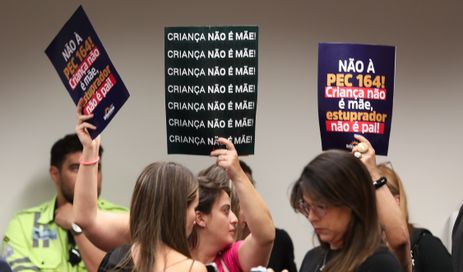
[{"xmin": 2, "ymin": 197, "xmax": 126, "ymax": 271}]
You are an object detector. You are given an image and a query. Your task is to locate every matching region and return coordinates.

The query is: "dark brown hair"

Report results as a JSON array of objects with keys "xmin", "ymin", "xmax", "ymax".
[
  {"xmin": 290, "ymin": 150, "xmax": 382, "ymax": 272},
  {"xmin": 189, "ymin": 164, "xmax": 231, "ymax": 248}
]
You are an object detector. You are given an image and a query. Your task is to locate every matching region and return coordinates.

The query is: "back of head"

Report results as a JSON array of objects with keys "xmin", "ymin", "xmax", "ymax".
[
  {"xmin": 50, "ymin": 133, "xmax": 103, "ymax": 169},
  {"xmin": 290, "ymin": 150, "xmax": 382, "ymax": 272},
  {"xmin": 189, "ymin": 164, "xmax": 231, "ymax": 248},
  {"xmin": 130, "ymin": 161, "xmax": 197, "ymax": 270},
  {"xmin": 377, "ymin": 163, "xmax": 410, "ymax": 225}
]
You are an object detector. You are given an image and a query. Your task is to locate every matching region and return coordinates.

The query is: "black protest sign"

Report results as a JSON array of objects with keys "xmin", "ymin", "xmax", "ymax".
[{"xmin": 165, "ymin": 26, "xmax": 258, "ymax": 155}]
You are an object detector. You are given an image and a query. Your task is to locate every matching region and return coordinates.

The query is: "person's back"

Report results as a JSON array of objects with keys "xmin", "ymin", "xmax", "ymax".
[
  {"xmin": 98, "ymin": 244, "xmax": 201, "ymax": 272},
  {"xmin": 410, "ymin": 227, "xmax": 452, "ymax": 272}
]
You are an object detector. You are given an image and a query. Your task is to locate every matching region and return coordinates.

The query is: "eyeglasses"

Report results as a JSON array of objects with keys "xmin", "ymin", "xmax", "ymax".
[{"xmin": 297, "ymin": 199, "xmax": 329, "ymax": 218}]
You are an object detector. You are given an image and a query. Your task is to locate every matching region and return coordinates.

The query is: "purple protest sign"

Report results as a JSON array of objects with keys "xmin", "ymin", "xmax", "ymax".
[
  {"xmin": 318, "ymin": 43, "xmax": 395, "ymax": 155},
  {"xmin": 46, "ymin": 6, "xmax": 129, "ymax": 139}
]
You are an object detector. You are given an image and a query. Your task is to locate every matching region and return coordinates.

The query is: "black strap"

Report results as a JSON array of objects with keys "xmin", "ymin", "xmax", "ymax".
[{"xmin": 67, "ymin": 231, "xmax": 81, "ymax": 266}]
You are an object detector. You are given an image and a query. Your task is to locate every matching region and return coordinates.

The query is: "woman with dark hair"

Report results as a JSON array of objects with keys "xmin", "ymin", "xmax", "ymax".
[
  {"xmin": 189, "ymin": 138, "xmax": 275, "ymax": 272},
  {"xmin": 290, "ymin": 135, "xmax": 407, "ymax": 272},
  {"xmin": 73, "ymin": 102, "xmax": 206, "ymax": 272}
]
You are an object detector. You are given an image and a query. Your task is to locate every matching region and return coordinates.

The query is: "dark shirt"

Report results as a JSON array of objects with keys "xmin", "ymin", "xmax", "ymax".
[
  {"xmin": 300, "ymin": 246, "xmax": 402, "ymax": 272},
  {"xmin": 410, "ymin": 227, "xmax": 452, "ymax": 272},
  {"xmin": 267, "ymin": 228, "xmax": 297, "ymax": 272},
  {"xmin": 453, "ymin": 205, "xmax": 463, "ymax": 272},
  {"xmin": 98, "ymin": 244, "xmax": 133, "ymax": 272},
  {"xmin": 0, "ymin": 259, "xmax": 12, "ymax": 272}
]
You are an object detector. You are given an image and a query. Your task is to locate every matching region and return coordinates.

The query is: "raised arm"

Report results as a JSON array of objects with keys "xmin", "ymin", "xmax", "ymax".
[
  {"xmin": 54, "ymin": 203, "xmax": 105, "ymax": 272},
  {"xmin": 73, "ymin": 100, "xmax": 130, "ymax": 251},
  {"xmin": 211, "ymin": 138, "xmax": 275, "ymax": 272},
  {"xmin": 353, "ymin": 134, "xmax": 412, "ymax": 272}
]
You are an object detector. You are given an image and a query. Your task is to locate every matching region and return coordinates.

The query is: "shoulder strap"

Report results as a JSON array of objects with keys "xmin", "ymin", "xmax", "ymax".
[
  {"xmin": 220, "ymin": 258, "xmax": 230, "ymax": 272},
  {"xmin": 188, "ymin": 260, "xmax": 195, "ymax": 272},
  {"xmin": 164, "ymin": 257, "xmax": 190, "ymax": 271}
]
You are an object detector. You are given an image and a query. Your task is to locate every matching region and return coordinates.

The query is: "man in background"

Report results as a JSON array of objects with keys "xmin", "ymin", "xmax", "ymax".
[{"xmin": 2, "ymin": 134, "xmax": 126, "ymax": 272}]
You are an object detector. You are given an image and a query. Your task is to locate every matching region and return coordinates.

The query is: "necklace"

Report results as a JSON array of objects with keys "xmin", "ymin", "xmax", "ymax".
[{"xmin": 315, "ymin": 251, "xmax": 328, "ymax": 272}]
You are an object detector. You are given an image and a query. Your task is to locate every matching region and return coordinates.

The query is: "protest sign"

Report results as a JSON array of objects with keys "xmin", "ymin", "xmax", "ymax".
[
  {"xmin": 165, "ymin": 26, "xmax": 258, "ymax": 155},
  {"xmin": 318, "ymin": 43, "xmax": 395, "ymax": 155},
  {"xmin": 46, "ymin": 6, "xmax": 130, "ymax": 139}
]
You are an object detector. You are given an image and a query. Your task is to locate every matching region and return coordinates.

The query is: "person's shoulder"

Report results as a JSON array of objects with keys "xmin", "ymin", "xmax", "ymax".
[
  {"xmin": 188, "ymin": 259, "xmax": 207, "ymax": 272},
  {"xmin": 275, "ymin": 228, "xmax": 291, "ymax": 239},
  {"xmin": 301, "ymin": 246, "xmax": 323, "ymax": 264},
  {"xmin": 411, "ymin": 227, "xmax": 431, "ymax": 239},
  {"xmin": 303, "ymin": 246, "xmax": 323, "ymax": 257},
  {"xmin": 169, "ymin": 251, "xmax": 206, "ymax": 272},
  {"xmin": 359, "ymin": 247, "xmax": 401, "ymax": 271},
  {"xmin": 411, "ymin": 227, "xmax": 446, "ymax": 249},
  {"xmin": 99, "ymin": 244, "xmax": 132, "ymax": 271},
  {"xmin": 300, "ymin": 246, "xmax": 324, "ymax": 272},
  {"xmin": 8, "ymin": 199, "xmax": 53, "ymax": 222},
  {"xmin": 97, "ymin": 198, "xmax": 128, "ymax": 212}
]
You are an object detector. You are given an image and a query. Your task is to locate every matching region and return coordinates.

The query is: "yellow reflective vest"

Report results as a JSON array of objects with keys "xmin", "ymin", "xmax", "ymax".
[{"xmin": 2, "ymin": 197, "xmax": 126, "ymax": 271}]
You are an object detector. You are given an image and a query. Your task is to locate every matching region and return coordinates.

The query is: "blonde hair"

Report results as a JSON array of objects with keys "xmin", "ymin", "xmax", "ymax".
[
  {"xmin": 377, "ymin": 163, "xmax": 410, "ymax": 226},
  {"xmin": 128, "ymin": 162, "xmax": 197, "ymax": 271}
]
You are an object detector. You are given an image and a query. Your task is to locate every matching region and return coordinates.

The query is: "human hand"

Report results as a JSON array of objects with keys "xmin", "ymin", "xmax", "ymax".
[
  {"xmin": 54, "ymin": 202, "xmax": 74, "ymax": 230},
  {"xmin": 75, "ymin": 98, "xmax": 100, "ymax": 150},
  {"xmin": 352, "ymin": 134, "xmax": 381, "ymax": 180},
  {"xmin": 210, "ymin": 137, "xmax": 243, "ymax": 181}
]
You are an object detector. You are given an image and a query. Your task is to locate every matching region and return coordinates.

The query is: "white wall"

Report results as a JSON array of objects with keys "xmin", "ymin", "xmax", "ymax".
[{"xmin": 1, "ymin": 0, "xmax": 462, "ymax": 267}]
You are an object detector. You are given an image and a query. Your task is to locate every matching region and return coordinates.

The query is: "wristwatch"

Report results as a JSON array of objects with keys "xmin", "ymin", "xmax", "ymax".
[{"xmin": 70, "ymin": 223, "xmax": 83, "ymax": 236}]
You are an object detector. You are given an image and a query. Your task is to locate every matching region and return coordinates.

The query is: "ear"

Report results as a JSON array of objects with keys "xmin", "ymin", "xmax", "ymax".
[
  {"xmin": 394, "ymin": 195, "xmax": 400, "ymax": 206},
  {"xmin": 49, "ymin": 166, "xmax": 60, "ymax": 185},
  {"xmin": 195, "ymin": 211, "xmax": 207, "ymax": 228}
]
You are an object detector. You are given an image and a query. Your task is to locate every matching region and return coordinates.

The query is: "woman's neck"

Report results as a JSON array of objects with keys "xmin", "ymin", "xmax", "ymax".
[{"xmin": 190, "ymin": 240, "xmax": 219, "ymax": 264}]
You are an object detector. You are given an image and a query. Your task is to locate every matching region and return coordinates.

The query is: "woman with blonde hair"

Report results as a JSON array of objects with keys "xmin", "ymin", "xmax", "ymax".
[
  {"xmin": 378, "ymin": 163, "xmax": 452, "ymax": 272},
  {"xmin": 73, "ymin": 102, "xmax": 206, "ymax": 272}
]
